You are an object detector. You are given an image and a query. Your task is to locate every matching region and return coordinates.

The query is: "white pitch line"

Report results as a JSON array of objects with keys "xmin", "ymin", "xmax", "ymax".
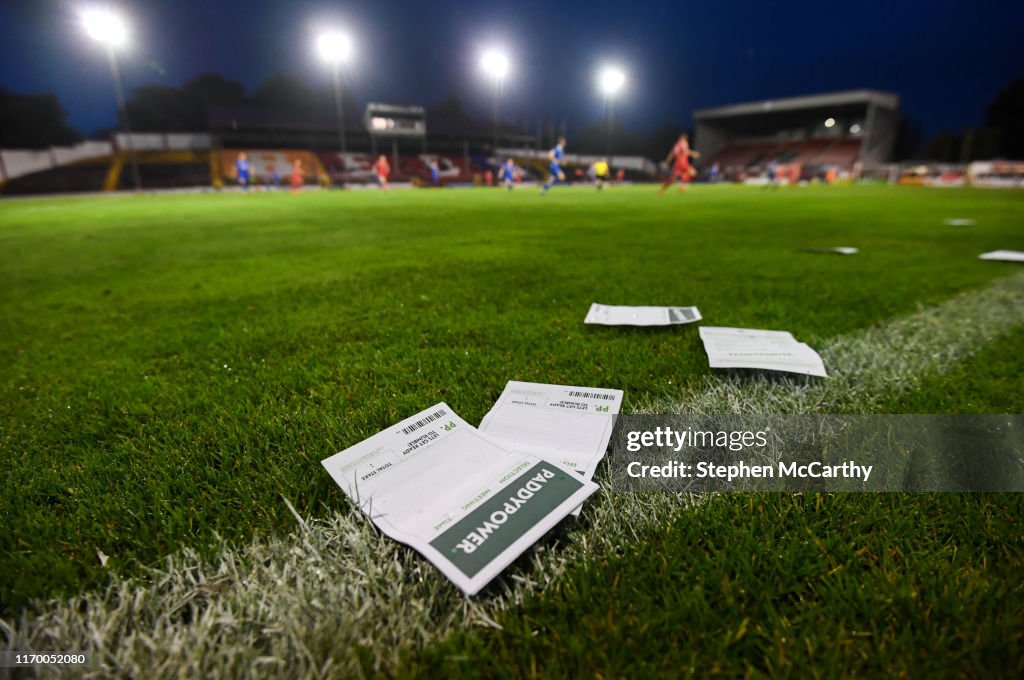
[{"xmin": 4, "ymin": 271, "xmax": 1024, "ymax": 678}]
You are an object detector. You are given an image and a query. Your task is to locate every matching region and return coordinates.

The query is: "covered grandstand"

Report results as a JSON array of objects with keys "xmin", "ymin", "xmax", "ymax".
[
  {"xmin": 694, "ymin": 90, "xmax": 899, "ymax": 181},
  {"xmin": 0, "ymin": 103, "xmax": 551, "ymax": 193},
  {"xmin": 206, "ymin": 101, "xmax": 536, "ymax": 186},
  {"xmin": 1, "ymin": 118, "xmax": 657, "ymax": 193}
]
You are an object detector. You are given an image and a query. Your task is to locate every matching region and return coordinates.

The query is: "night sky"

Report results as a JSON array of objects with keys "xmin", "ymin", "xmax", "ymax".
[{"xmin": 2, "ymin": 0, "xmax": 1022, "ymax": 137}]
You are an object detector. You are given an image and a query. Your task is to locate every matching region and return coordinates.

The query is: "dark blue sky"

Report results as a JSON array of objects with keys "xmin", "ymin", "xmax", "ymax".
[{"xmin": 2, "ymin": 0, "xmax": 1022, "ymax": 137}]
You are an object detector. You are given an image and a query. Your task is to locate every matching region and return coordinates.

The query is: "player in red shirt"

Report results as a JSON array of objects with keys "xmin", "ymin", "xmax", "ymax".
[
  {"xmin": 290, "ymin": 158, "xmax": 303, "ymax": 193},
  {"xmin": 658, "ymin": 133, "xmax": 701, "ymax": 195},
  {"xmin": 373, "ymin": 155, "xmax": 391, "ymax": 191}
]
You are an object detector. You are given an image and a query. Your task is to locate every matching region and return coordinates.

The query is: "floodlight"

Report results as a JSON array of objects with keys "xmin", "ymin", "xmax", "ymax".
[
  {"xmin": 80, "ymin": 5, "xmax": 139, "ymax": 190},
  {"xmin": 599, "ymin": 67, "xmax": 626, "ymax": 96},
  {"xmin": 81, "ymin": 7, "xmax": 128, "ymax": 48},
  {"xmin": 480, "ymin": 50, "xmax": 510, "ymax": 80},
  {"xmin": 824, "ymin": 117, "xmax": 837, "ymax": 128},
  {"xmin": 316, "ymin": 30, "xmax": 352, "ymax": 63},
  {"xmin": 850, "ymin": 123, "xmax": 862, "ymax": 134},
  {"xmin": 479, "ymin": 49, "xmax": 510, "ymax": 151},
  {"xmin": 315, "ymin": 29, "xmax": 353, "ymax": 155}
]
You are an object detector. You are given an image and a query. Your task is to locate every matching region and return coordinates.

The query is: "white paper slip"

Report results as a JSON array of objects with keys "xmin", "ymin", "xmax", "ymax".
[
  {"xmin": 585, "ymin": 303, "xmax": 702, "ymax": 326},
  {"xmin": 945, "ymin": 218, "xmax": 975, "ymax": 226},
  {"xmin": 699, "ymin": 326, "xmax": 827, "ymax": 377},
  {"xmin": 978, "ymin": 250, "xmax": 1024, "ymax": 262},
  {"xmin": 321, "ymin": 403, "xmax": 596, "ymax": 596},
  {"xmin": 479, "ymin": 381, "xmax": 624, "ymax": 482},
  {"xmin": 804, "ymin": 247, "xmax": 858, "ymax": 255}
]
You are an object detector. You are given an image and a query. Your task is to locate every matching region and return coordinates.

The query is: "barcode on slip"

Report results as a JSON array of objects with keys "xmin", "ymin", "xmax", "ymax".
[
  {"xmin": 568, "ymin": 390, "xmax": 616, "ymax": 401},
  {"xmin": 401, "ymin": 409, "xmax": 448, "ymax": 435}
]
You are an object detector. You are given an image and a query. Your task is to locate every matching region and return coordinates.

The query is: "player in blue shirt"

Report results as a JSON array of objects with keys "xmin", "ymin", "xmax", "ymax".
[
  {"xmin": 541, "ymin": 137, "xmax": 566, "ymax": 194},
  {"xmin": 499, "ymin": 158, "xmax": 516, "ymax": 190},
  {"xmin": 430, "ymin": 160, "xmax": 441, "ymax": 187},
  {"xmin": 234, "ymin": 152, "xmax": 251, "ymax": 191},
  {"xmin": 766, "ymin": 159, "xmax": 779, "ymax": 189}
]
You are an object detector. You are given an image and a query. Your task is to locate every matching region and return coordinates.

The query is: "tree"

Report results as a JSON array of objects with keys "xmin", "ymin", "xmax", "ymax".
[
  {"xmin": 124, "ymin": 75, "xmax": 250, "ymax": 131},
  {"xmin": 0, "ymin": 88, "xmax": 81, "ymax": 148},
  {"xmin": 181, "ymin": 74, "xmax": 247, "ymax": 107},
  {"xmin": 986, "ymin": 77, "xmax": 1024, "ymax": 158},
  {"xmin": 181, "ymin": 74, "xmax": 248, "ymax": 130},
  {"xmin": 924, "ymin": 130, "xmax": 958, "ymax": 163},
  {"xmin": 892, "ymin": 116, "xmax": 924, "ymax": 161},
  {"xmin": 427, "ymin": 95, "xmax": 469, "ymax": 121},
  {"xmin": 249, "ymin": 72, "xmax": 361, "ymax": 127},
  {"xmin": 252, "ymin": 73, "xmax": 324, "ymax": 114},
  {"xmin": 124, "ymin": 85, "xmax": 193, "ymax": 131},
  {"xmin": 648, "ymin": 123, "xmax": 689, "ymax": 160},
  {"xmin": 567, "ymin": 120, "xmax": 613, "ymax": 155},
  {"xmin": 562, "ymin": 120, "xmax": 686, "ymax": 160}
]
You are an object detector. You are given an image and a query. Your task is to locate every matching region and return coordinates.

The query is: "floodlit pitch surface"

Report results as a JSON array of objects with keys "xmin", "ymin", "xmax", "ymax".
[{"xmin": 1, "ymin": 184, "xmax": 1023, "ymax": 676}]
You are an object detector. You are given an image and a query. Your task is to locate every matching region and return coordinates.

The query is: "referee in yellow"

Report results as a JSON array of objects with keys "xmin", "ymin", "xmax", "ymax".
[{"xmin": 592, "ymin": 157, "xmax": 610, "ymax": 190}]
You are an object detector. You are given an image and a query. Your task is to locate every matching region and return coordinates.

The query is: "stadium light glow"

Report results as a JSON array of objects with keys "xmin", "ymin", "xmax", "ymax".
[
  {"xmin": 80, "ymin": 5, "xmax": 140, "ymax": 190},
  {"xmin": 480, "ymin": 49, "xmax": 510, "ymax": 151},
  {"xmin": 824, "ymin": 117, "xmax": 837, "ymax": 128},
  {"xmin": 315, "ymin": 29, "xmax": 354, "ymax": 155},
  {"xmin": 316, "ymin": 30, "xmax": 352, "ymax": 64},
  {"xmin": 81, "ymin": 7, "xmax": 128, "ymax": 48},
  {"xmin": 599, "ymin": 66, "xmax": 626, "ymax": 96},
  {"xmin": 598, "ymin": 66, "xmax": 626, "ymax": 164},
  {"xmin": 480, "ymin": 50, "xmax": 510, "ymax": 80},
  {"xmin": 850, "ymin": 123, "xmax": 862, "ymax": 134}
]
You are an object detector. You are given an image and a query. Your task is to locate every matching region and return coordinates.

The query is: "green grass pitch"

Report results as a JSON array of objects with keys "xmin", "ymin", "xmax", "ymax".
[{"xmin": 1, "ymin": 183, "xmax": 1023, "ymax": 675}]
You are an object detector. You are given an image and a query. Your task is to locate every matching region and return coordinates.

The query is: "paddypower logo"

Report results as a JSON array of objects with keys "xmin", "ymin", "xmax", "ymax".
[
  {"xmin": 453, "ymin": 468, "xmax": 556, "ymax": 555},
  {"xmin": 430, "ymin": 461, "xmax": 583, "ymax": 578}
]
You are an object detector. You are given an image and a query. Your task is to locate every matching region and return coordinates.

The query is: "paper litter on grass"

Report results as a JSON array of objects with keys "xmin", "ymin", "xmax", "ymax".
[
  {"xmin": 699, "ymin": 326, "xmax": 828, "ymax": 377},
  {"xmin": 585, "ymin": 303, "xmax": 702, "ymax": 326},
  {"xmin": 803, "ymin": 247, "xmax": 859, "ymax": 255},
  {"xmin": 479, "ymin": 381, "xmax": 623, "ymax": 482},
  {"xmin": 978, "ymin": 250, "xmax": 1024, "ymax": 263},
  {"xmin": 321, "ymin": 403, "xmax": 596, "ymax": 595}
]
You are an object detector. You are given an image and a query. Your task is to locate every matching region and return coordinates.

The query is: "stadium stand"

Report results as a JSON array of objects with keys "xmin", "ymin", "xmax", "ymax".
[
  {"xmin": 123, "ymin": 162, "xmax": 209, "ymax": 188},
  {"xmin": 0, "ymin": 150, "xmax": 212, "ymax": 195},
  {"xmin": 695, "ymin": 90, "xmax": 899, "ymax": 180},
  {"xmin": 447, "ymin": 155, "xmax": 486, "ymax": 181},
  {"xmin": 0, "ymin": 161, "xmax": 110, "ymax": 195},
  {"xmin": 786, "ymin": 139, "xmax": 831, "ymax": 165},
  {"xmin": 0, "ymin": 100, "xmax": 657, "ymax": 194},
  {"xmin": 710, "ymin": 142, "xmax": 775, "ymax": 170},
  {"xmin": 0, "ymin": 141, "xmax": 114, "ymax": 183},
  {"xmin": 217, "ymin": 150, "xmax": 325, "ymax": 186},
  {"xmin": 0, "ymin": 134, "xmax": 216, "ymax": 194},
  {"xmin": 497, "ymin": 148, "xmax": 659, "ymax": 183},
  {"xmin": 316, "ymin": 151, "xmax": 488, "ymax": 185},
  {"xmin": 207, "ymin": 103, "xmax": 535, "ymax": 165},
  {"xmin": 315, "ymin": 149, "xmax": 648, "ymax": 186},
  {"xmin": 813, "ymin": 139, "xmax": 862, "ymax": 167}
]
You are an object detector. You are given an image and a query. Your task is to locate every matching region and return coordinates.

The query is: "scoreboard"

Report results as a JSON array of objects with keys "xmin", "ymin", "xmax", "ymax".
[{"xmin": 364, "ymin": 103, "xmax": 426, "ymax": 138}]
